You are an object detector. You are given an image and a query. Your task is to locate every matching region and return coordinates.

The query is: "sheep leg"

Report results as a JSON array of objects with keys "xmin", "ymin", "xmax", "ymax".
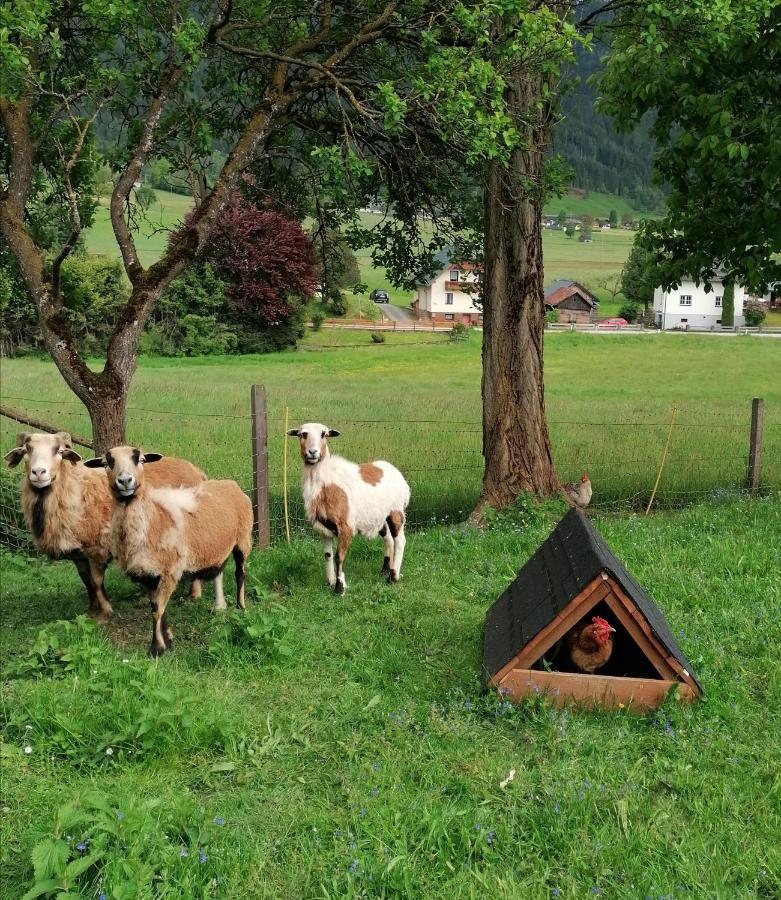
[
  {"xmin": 334, "ymin": 526, "xmax": 352, "ymax": 595},
  {"xmin": 149, "ymin": 575, "xmax": 177, "ymax": 657},
  {"xmin": 189, "ymin": 578, "xmax": 203, "ymax": 600},
  {"xmin": 379, "ymin": 524, "xmax": 394, "ymax": 573},
  {"xmin": 386, "ymin": 511, "xmax": 405, "ymax": 583},
  {"xmin": 73, "ymin": 556, "xmax": 113, "ymax": 621},
  {"xmin": 322, "ymin": 536, "xmax": 336, "ymax": 587},
  {"xmin": 213, "ymin": 572, "xmax": 227, "ymax": 612},
  {"xmin": 232, "ymin": 546, "xmax": 247, "ymax": 610}
]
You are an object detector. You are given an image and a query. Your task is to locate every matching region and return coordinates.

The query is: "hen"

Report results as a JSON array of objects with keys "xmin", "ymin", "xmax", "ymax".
[
  {"xmin": 564, "ymin": 471, "xmax": 592, "ymax": 509},
  {"xmin": 567, "ymin": 615, "xmax": 616, "ymax": 673}
]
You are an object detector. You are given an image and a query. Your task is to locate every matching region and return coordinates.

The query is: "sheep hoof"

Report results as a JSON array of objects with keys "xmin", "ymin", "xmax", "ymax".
[
  {"xmin": 334, "ymin": 581, "xmax": 346, "ymax": 596},
  {"xmin": 382, "ymin": 556, "xmax": 391, "ymax": 572},
  {"xmin": 387, "ymin": 570, "xmax": 400, "ymax": 584},
  {"xmin": 149, "ymin": 642, "xmax": 167, "ymax": 658}
]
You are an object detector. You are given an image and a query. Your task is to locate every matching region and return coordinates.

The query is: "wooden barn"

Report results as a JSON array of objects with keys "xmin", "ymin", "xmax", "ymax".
[
  {"xmin": 483, "ymin": 509, "xmax": 702, "ymax": 711},
  {"xmin": 544, "ymin": 279, "xmax": 598, "ymax": 324}
]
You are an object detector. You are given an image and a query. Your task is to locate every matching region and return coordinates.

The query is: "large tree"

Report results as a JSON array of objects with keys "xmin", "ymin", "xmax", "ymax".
[
  {"xmin": 1, "ymin": 1, "xmax": 512, "ymax": 450},
  {"xmin": 599, "ymin": 0, "xmax": 781, "ymax": 294}
]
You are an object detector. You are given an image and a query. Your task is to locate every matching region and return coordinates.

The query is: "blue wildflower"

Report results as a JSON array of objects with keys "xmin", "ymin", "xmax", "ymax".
[
  {"xmin": 553, "ymin": 802, "xmax": 561, "ymax": 814},
  {"xmin": 359, "ymin": 808, "xmax": 367, "ymax": 819},
  {"xmin": 591, "ymin": 888, "xmax": 601, "ymax": 895},
  {"xmin": 348, "ymin": 860, "xmax": 359, "ymax": 873},
  {"xmin": 349, "ymin": 838, "xmax": 356, "ymax": 850},
  {"xmin": 474, "ymin": 822, "xmax": 481, "ymax": 831},
  {"xmin": 486, "ymin": 830, "xmax": 496, "ymax": 846},
  {"xmin": 335, "ymin": 829, "xmax": 344, "ymax": 838},
  {"xmin": 214, "ymin": 816, "xmax": 225, "ymax": 826},
  {"xmin": 372, "ymin": 763, "xmax": 381, "ymax": 772},
  {"xmin": 180, "ymin": 848, "xmax": 189, "ymax": 858},
  {"xmin": 464, "ymin": 700, "xmax": 474, "ymax": 710},
  {"xmin": 76, "ymin": 841, "xmax": 87, "ymax": 853},
  {"xmin": 551, "ymin": 890, "xmax": 561, "ymax": 898},
  {"xmin": 369, "ymin": 787, "xmax": 379, "ymax": 797},
  {"xmin": 99, "ymin": 894, "xmax": 106, "ymax": 900},
  {"xmin": 199, "ymin": 851, "xmax": 208, "ymax": 864},
  {"xmin": 116, "ymin": 810, "xmax": 125, "ymax": 821}
]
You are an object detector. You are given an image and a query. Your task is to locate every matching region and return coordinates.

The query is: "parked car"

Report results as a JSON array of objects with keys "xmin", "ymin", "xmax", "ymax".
[
  {"xmin": 597, "ymin": 317, "xmax": 629, "ymax": 328},
  {"xmin": 371, "ymin": 289, "xmax": 389, "ymax": 304}
]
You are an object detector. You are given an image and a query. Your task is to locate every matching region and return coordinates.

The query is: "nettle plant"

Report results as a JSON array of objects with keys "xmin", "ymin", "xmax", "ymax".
[
  {"xmin": 208, "ymin": 577, "xmax": 293, "ymax": 664},
  {"xmin": 23, "ymin": 789, "xmax": 227, "ymax": 899}
]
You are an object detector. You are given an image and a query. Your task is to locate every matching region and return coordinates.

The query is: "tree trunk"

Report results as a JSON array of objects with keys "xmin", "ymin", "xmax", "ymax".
[{"xmin": 475, "ymin": 65, "xmax": 559, "ymax": 515}]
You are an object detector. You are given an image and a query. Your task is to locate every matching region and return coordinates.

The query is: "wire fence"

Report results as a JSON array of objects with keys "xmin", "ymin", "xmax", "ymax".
[{"xmin": 1, "ymin": 391, "xmax": 779, "ymax": 555}]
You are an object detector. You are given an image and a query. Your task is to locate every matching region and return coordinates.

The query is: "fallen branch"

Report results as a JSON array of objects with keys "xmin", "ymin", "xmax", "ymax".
[{"xmin": 0, "ymin": 405, "xmax": 94, "ymax": 449}]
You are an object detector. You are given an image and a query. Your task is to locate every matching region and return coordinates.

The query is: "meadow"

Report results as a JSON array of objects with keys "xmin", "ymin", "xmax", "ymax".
[
  {"xmin": 2, "ymin": 334, "xmax": 781, "ymax": 897},
  {"xmin": 2, "ymin": 334, "xmax": 780, "ymax": 543}
]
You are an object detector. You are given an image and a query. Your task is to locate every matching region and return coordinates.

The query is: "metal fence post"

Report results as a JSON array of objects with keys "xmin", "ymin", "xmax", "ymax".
[
  {"xmin": 747, "ymin": 397, "xmax": 764, "ymax": 493},
  {"xmin": 251, "ymin": 384, "xmax": 270, "ymax": 547}
]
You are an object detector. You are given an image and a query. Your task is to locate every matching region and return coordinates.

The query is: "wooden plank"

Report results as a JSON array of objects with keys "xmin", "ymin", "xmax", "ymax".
[
  {"xmin": 498, "ymin": 668, "xmax": 696, "ymax": 712},
  {"xmin": 607, "ymin": 578, "xmax": 701, "ymax": 694},
  {"xmin": 602, "ymin": 591, "xmax": 678, "ymax": 680},
  {"xmin": 488, "ymin": 576, "xmax": 609, "ymax": 686},
  {"xmin": 747, "ymin": 397, "xmax": 764, "ymax": 492},
  {"xmin": 250, "ymin": 384, "xmax": 270, "ymax": 548}
]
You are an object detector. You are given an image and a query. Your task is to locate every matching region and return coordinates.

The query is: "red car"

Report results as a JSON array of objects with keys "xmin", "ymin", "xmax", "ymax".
[{"xmin": 597, "ymin": 317, "xmax": 629, "ymax": 327}]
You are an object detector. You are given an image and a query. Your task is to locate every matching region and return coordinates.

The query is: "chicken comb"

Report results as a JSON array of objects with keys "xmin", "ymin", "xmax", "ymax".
[{"xmin": 591, "ymin": 615, "xmax": 611, "ymax": 629}]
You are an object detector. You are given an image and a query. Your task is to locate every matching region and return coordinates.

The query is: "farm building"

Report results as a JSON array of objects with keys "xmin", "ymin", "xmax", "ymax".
[
  {"xmin": 483, "ymin": 509, "xmax": 702, "ymax": 711},
  {"xmin": 544, "ymin": 279, "xmax": 598, "ymax": 324},
  {"xmin": 413, "ymin": 247, "xmax": 483, "ymax": 325}
]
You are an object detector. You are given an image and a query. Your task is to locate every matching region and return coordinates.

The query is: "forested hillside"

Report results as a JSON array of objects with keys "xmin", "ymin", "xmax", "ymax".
[{"xmin": 555, "ymin": 43, "xmax": 663, "ymax": 211}]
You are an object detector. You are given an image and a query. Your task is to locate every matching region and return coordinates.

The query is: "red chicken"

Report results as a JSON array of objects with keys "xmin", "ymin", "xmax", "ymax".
[
  {"xmin": 564, "ymin": 472, "xmax": 592, "ymax": 509},
  {"xmin": 567, "ymin": 615, "xmax": 616, "ymax": 673}
]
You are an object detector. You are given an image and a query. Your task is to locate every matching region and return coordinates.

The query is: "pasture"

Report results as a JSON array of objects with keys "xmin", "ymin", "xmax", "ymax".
[
  {"xmin": 2, "ymin": 336, "xmax": 780, "ymax": 897},
  {"xmin": 2, "ymin": 334, "xmax": 780, "ymax": 541}
]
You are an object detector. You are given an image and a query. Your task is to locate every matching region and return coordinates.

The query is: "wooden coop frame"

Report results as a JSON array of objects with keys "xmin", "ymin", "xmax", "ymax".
[{"xmin": 483, "ymin": 509, "xmax": 702, "ymax": 711}]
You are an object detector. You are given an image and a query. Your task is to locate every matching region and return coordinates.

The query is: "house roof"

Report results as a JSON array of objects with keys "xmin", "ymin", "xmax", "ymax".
[
  {"xmin": 544, "ymin": 280, "xmax": 597, "ymax": 308},
  {"xmin": 482, "ymin": 508, "xmax": 702, "ymax": 690}
]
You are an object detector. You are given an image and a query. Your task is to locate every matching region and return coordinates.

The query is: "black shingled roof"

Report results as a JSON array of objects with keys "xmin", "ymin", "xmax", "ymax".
[{"xmin": 483, "ymin": 509, "xmax": 702, "ymax": 691}]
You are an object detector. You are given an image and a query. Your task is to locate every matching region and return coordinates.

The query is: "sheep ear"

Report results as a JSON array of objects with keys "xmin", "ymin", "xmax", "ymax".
[
  {"xmin": 54, "ymin": 431, "xmax": 73, "ymax": 448},
  {"xmin": 327, "ymin": 429, "xmax": 341, "ymax": 438},
  {"xmin": 4, "ymin": 446, "xmax": 27, "ymax": 468},
  {"xmin": 286, "ymin": 429, "xmax": 300, "ymax": 437},
  {"xmin": 62, "ymin": 448, "xmax": 82, "ymax": 464},
  {"xmin": 141, "ymin": 452, "xmax": 162, "ymax": 463},
  {"xmin": 15, "ymin": 432, "xmax": 31, "ymax": 447},
  {"xmin": 83, "ymin": 457, "xmax": 106, "ymax": 468}
]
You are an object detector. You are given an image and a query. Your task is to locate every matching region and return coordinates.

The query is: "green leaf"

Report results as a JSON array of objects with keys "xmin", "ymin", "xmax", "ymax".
[
  {"xmin": 209, "ymin": 760, "xmax": 237, "ymax": 773},
  {"xmin": 21, "ymin": 880, "xmax": 62, "ymax": 900},
  {"xmin": 364, "ymin": 694, "xmax": 382, "ymax": 711},
  {"xmin": 31, "ymin": 839, "xmax": 69, "ymax": 881},
  {"xmin": 65, "ymin": 850, "xmax": 103, "ymax": 879}
]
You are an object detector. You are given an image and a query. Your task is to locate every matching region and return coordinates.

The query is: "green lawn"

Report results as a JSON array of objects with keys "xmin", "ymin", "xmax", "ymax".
[
  {"xmin": 542, "ymin": 188, "xmax": 649, "ymax": 220},
  {"xmin": 82, "ymin": 194, "xmax": 638, "ymax": 317},
  {"xmin": 2, "ymin": 336, "xmax": 780, "ymax": 542},
  {"xmin": 1, "ymin": 496, "xmax": 779, "ymax": 898}
]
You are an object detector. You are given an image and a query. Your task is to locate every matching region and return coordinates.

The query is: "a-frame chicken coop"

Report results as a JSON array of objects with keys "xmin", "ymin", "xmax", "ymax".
[{"xmin": 483, "ymin": 509, "xmax": 702, "ymax": 711}]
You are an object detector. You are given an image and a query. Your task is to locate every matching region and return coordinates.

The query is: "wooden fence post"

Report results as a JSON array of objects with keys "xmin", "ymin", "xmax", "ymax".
[
  {"xmin": 251, "ymin": 385, "xmax": 270, "ymax": 547},
  {"xmin": 747, "ymin": 397, "xmax": 764, "ymax": 493}
]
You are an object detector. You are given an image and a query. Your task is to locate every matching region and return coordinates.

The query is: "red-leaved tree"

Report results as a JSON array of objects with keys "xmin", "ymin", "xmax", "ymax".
[{"xmin": 208, "ymin": 195, "xmax": 319, "ymax": 327}]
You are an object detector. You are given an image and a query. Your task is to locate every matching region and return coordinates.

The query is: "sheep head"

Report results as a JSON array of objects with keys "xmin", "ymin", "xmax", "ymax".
[
  {"xmin": 84, "ymin": 446, "xmax": 162, "ymax": 500},
  {"xmin": 4, "ymin": 432, "xmax": 81, "ymax": 488},
  {"xmin": 287, "ymin": 423, "xmax": 340, "ymax": 466}
]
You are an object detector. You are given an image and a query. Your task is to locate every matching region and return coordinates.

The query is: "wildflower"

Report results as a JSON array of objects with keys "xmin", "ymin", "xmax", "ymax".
[
  {"xmin": 199, "ymin": 850, "xmax": 208, "ymax": 864},
  {"xmin": 25, "ymin": 725, "xmax": 32, "ymax": 732},
  {"xmin": 335, "ymin": 829, "xmax": 343, "ymax": 838},
  {"xmin": 372, "ymin": 762, "xmax": 381, "ymax": 772},
  {"xmin": 551, "ymin": 890, "xmax": 561, "ymax": 898},
  {"xmin": 214, "ymin": 816, "xmax": 225, "ymax": 826},
  {"xmin": 474, "ymin": 822, "xmax": 481, "ymax": 831},
  {"xmin": 105, "ymin": 747, "xmax": 114, "ymax": 756},
  {"xmin": 116, "ymin": 810, "xmax": 125, "ymax": 820},
  {"xmin": 24, "ymin": 746, "xmax": 32, "ymax": 755},
  {"xmin": 180, "ymin": 848, "xmax": 189, "ymax": 858},
  {"xmin": 486, "ymin": 830, "xmax": 496, "ymax": 846},
  {"xmin": 349, "ymin": 838, "xmax": 356, "ymax": 850},
  {"xmin": 464, "ymin": 700, "xmax": 474, "ymax": 710},
  {"xmin": 758, "ymin": 870, "xmax": 767, "ymax": 880},
  {"xmin": 591, "ymin": 888, "xmax": 601, "ymax": 895},
  {"xmin": 348, "ymin": 860, "xmax": 359, "ymax": 874},
  {"xmin": 369, "ymin": 787, "xmax": 379, "ymax": 797},
  {"xmin": 76, "ymin": 841, "xmax": 87, "ymax": 853},
  {"xmin": 359, "ymin": 808, "xmax": 367, "ymax": 819},
  {"xmin": 122, "ymin": 659, "xmax": 129, "ymax": 664},
  {"xmin": 553, "ymin": 802, "xmax": 561, "ymax": 814},
  {"xmin": 100, "ymin": 894, "xmax": 106, "ymax": 900}
]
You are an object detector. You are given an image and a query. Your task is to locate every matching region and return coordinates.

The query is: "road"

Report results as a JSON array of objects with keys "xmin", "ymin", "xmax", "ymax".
[{"xmin": 378, "ymin": 303, "xmax": 416, "ymax": 323}]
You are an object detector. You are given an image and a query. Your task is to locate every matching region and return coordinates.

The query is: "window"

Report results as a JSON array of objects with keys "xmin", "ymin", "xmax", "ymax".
[
  {"xmin": 444, "ymin": 313, "xmax": 454, "ymax": 320},
  {"xmin": 715, "ymin": 296, "xmax": 722, "ymax": 307},
  {"xmin": 679, "ymin": 295, "xmax": 692, "ymax": 306},
  {"xmin": 449, "ymin": 270, "xmax": 460, "ymax": 282},
  {"xmin": 680, "ymin": 318, "xmax": 688, "ymax": 323},
  {"xmin": 445, "ymin": 292, "xmax": 454, "ymax": 305}
]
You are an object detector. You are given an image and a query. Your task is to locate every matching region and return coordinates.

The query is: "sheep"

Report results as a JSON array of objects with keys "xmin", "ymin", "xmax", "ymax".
[
  {"xmin": 287, "ymin": 422, "xmax": 410, "ymax": 595},
  {"xmin": 84, "ymin": 446, "xmax": 254, "ymax": 656},
  {"xmin": 4, "ymin": 431, "xmax": 206, "ymax": 621}
]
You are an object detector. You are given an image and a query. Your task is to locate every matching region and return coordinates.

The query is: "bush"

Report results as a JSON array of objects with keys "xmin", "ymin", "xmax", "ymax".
[
  {"xmin": 371, "ymin": 332, "xmax": 386, "ymax": 343},
  {"xmin": 311, "ymin": 306, "xmax": 326, "ymax": 330},
  {"xmin": 619, "ymin": 301, "xmax": 640, "ymax": 322},
  {"xmin": 545, "ymin": 308, "xmax": 560, "ymax": 324},
  {"xmin": 449, "ymin": 321, "xmax": 469, "ymax": 342},
  {"xmin": 135, "ymin": 185, "xmax": 157, "ymax": 210},
  {"xmin": 743, "ymin": 301, "xmax": 767, "ymax": 327}
]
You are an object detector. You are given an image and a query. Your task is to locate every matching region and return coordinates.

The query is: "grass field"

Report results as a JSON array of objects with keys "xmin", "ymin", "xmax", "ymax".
[
  {"xmin": 2, "ymin": 335, "xmax": 780, "ymax": 541},
  {"xmin": 83, "ymin": 192, "xmax": 638, "ymax": 317},
  {"xmin": 1, "ymin": 495, "xmax": 779, "ymax": 898}
]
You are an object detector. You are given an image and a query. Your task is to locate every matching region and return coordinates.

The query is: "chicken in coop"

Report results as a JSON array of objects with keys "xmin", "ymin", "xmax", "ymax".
[
  {"xmin": 564, "ymin": 471, "xmax": 592, "ymax": 509},
  {"xmin": 566, "ymin": 615, "xmax": 616, "ymax": 673}
]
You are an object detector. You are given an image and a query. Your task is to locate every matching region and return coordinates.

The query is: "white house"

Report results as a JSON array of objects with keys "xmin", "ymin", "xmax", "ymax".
[
  {"xmin": 413, "ymin": 248, "xmax": 483, "ymax": 325},
  {"xmin": 653, "ymin": 277, "xmax": 748, "ymax": 329}
]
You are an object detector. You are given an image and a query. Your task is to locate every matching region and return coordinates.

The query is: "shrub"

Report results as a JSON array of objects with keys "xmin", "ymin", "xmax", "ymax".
[
  {"xmin": 371, "ymin": 332, "xmax": 385, "ymax": 343},
  {"xmin": 619, "ymin": 301, "xmax": 640, "ymax": 322},
  {"xmin": 135, "ymin": 185, "xmax": 157, "ymax": 210},
  {"xmin": 449, "ymin": 321, "xmax": 469, "ymax": 342},
  {"xmin": 311, "ymin": 306, "xmax": 326, "ymax": 330},
  {"xmin": 545, "ymin": 309, "xmax": 560, "ymax": 324},
  {"xmin": 209, "ymin": 600, "xmax": 293, "ymax": 665},
  {"xmin": 743, "ymin": 301, "xmax": 767, "ymax": 326}
]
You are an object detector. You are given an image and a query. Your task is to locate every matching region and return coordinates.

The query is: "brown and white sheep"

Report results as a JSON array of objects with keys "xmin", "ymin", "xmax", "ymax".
[
  {"xmin": 4, "ymin": 432, "xmax": 206, "ymax": 621},
  {"xmin": 287, "ymin": 423, "xmax": 410, "ymax": 594},
  {"xmin": 84, "ymin": 446, "xmax": 254, "ymax": 656}
]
